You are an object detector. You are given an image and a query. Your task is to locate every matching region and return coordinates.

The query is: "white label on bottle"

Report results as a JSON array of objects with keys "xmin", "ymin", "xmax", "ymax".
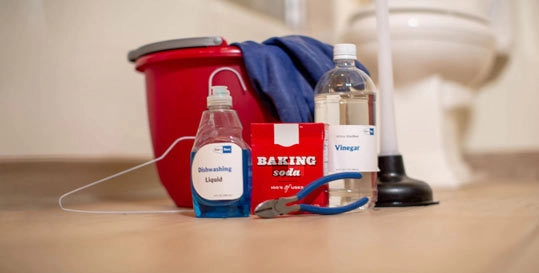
[
  {"xmin": 191, "ymin": 143, "xmax": 244, "ymax": 200},
  {"xmin": 328, "ymin": 125, "xmax": 378, "ymax": 173}
]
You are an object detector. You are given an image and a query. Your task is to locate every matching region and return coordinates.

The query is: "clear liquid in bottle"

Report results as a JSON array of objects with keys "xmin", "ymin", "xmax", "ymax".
[{"xmin": 314, "ymin": 44, "xmax": 378, "ymax": 209}]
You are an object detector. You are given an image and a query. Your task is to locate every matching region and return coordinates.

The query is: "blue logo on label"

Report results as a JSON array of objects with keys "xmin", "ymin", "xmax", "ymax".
[
  {"xmin": 222, "ymin": 145, "xmax": 232, "ymax": 153},
  {"xmin": 369, "ymin": 128, "xmax": 374, "ymax": 135}
]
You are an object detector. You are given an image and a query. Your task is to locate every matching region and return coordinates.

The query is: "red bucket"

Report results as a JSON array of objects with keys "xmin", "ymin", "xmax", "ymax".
[{"xmin": 129, "ymin": 37, "xmax": 277, "ymax": 207}]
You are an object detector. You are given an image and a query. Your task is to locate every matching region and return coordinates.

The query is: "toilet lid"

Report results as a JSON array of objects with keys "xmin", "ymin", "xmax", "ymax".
[{"xmin": 352, "ymin": 0, "xmax": 490, "ymax": 24}]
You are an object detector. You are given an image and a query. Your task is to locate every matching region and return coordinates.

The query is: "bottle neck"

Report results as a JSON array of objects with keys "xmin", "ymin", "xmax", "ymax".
[
  {"xmin": 208, "ymin": 105, "xmax": 232, "ymax": 111},
  {"xmin": 334, "ymin": 58, "xmax": 356, "ymax": 68}
]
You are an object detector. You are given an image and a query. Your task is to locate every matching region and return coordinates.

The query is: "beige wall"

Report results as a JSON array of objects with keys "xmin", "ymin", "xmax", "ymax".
[
  {"xmin": 1, "ymin": 0, "xmax": 538, "ymax": 160},
  {"xmin": 0, "ymin": 0, "xmax": 292, "ymax": 159},
  {"xmin": 466, "ymin": 0, "xmax": 539, "ymax": 153}
]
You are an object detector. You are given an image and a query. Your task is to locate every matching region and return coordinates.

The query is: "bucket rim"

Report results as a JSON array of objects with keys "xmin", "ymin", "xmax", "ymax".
[
  {"xmin": 128, "ymin": 36, "xmax": 227, "ymax": 63},
  {"xmin": 133, "ymin": 45, "xmax": 243, "ymax": 72}
]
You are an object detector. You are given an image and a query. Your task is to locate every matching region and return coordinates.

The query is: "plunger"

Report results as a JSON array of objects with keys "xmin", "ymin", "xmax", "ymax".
[{"xmin": 374, "ymin": 0, "xmax": 438, "ymax": 207}]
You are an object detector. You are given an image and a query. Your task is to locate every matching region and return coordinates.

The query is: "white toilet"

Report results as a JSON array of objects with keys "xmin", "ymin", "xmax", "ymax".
[{"xmin": 342, "ymin": 0, "xmax": 512, "ymax": 187}]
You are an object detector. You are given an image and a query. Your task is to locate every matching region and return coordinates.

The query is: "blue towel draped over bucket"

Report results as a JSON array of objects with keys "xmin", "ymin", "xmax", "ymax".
[{"xmin": 232, "ymin": 35, "xmax": 369, "ymax": 123}]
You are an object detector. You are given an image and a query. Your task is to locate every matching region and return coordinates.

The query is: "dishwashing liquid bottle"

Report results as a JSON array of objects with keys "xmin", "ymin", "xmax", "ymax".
[
  {"xmin": 190, "ymin": 85, "xmax": 252, "ymax": 218},
  {"xmin": 314, "ymin": 43, "xmax": 378, "ymax": 210}
]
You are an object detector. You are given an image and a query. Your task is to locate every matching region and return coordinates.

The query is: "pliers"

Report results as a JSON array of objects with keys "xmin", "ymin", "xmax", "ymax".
[{"xmin": 254, "ymin": 172, "xmax": 369, "ymax": 218}]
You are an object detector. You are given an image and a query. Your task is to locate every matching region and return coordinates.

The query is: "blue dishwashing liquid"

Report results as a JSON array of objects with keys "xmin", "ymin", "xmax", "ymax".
[{"xmin": 190, "ymin": 86, "xmax": 252, "ymax": 218}]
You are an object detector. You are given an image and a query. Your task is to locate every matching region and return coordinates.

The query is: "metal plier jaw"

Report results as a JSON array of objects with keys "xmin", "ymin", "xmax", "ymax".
[
  {"xmin": 254, "ymin": 172, "xmax": 370, "ymax": 219},
  {"xmin": 254, "ymin": 196, "xmax": 301, "ymax": 218}
]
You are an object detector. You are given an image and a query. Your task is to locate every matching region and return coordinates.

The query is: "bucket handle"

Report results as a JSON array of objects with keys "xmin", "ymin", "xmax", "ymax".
[{"xmin": 208, "ymin": 67, "xmax": 247, "ymax": 96}]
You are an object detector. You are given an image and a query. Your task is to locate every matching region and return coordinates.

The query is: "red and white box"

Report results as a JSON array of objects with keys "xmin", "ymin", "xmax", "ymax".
[{"xmin": 250, "ymin": 123, "xmax": 328, "ymax": 213}]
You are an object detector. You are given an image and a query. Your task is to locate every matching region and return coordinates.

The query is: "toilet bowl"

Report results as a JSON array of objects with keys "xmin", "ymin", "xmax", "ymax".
[{"xmin": 343, "ymin": 0, "xmax": 510, "ymax": 187}]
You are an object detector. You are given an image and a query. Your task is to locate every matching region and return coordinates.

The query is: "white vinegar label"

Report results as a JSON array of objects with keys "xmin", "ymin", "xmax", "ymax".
[
  {"xmin": 191, "ymin": 143, "xmax": 244, "ymax": 200},
  {"xmin": 328, "ymin": 125, "xmax": 378, "ymax": 173}
]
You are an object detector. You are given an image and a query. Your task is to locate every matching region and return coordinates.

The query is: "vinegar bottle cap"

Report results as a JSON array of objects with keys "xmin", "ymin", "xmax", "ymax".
[
  {"xmin": 333, "ymin": 44, "xmax": 357, "ymax": 60},
  {"xmin": 207, "ymin": 86, "xmax": 232, "ymax": 107}
]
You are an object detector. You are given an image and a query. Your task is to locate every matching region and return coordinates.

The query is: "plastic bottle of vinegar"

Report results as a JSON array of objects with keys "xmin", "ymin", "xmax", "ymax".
[
  {"xmin": 190, "ymin": 86, "xmax": 252, "ymax": 217},
  {"xmin": 314, "ymin": 44, "xmax": 378, "ymax": 209}
]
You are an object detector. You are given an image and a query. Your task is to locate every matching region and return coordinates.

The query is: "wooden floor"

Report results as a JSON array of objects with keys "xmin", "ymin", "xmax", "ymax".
[{"xmin": 0, "ymin": 159, "xmax": 538, "ymax": 273}]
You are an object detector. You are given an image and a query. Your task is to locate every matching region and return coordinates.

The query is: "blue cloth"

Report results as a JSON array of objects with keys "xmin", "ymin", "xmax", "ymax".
[{"xmin": 232, "ymin": 35, "xmax": 369, "ymax": 122}]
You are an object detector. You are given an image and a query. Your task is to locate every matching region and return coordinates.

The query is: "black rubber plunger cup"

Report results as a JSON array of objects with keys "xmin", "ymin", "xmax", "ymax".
[{"xmin": 376, "ymin": 155, "xmax": 439, "ymax": 207}]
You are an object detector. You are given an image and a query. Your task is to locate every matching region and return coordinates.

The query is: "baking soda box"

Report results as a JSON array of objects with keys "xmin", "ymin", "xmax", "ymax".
[{"xmin": 250, "ymin": 123, "xmax": 328, "ymax": 213}]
